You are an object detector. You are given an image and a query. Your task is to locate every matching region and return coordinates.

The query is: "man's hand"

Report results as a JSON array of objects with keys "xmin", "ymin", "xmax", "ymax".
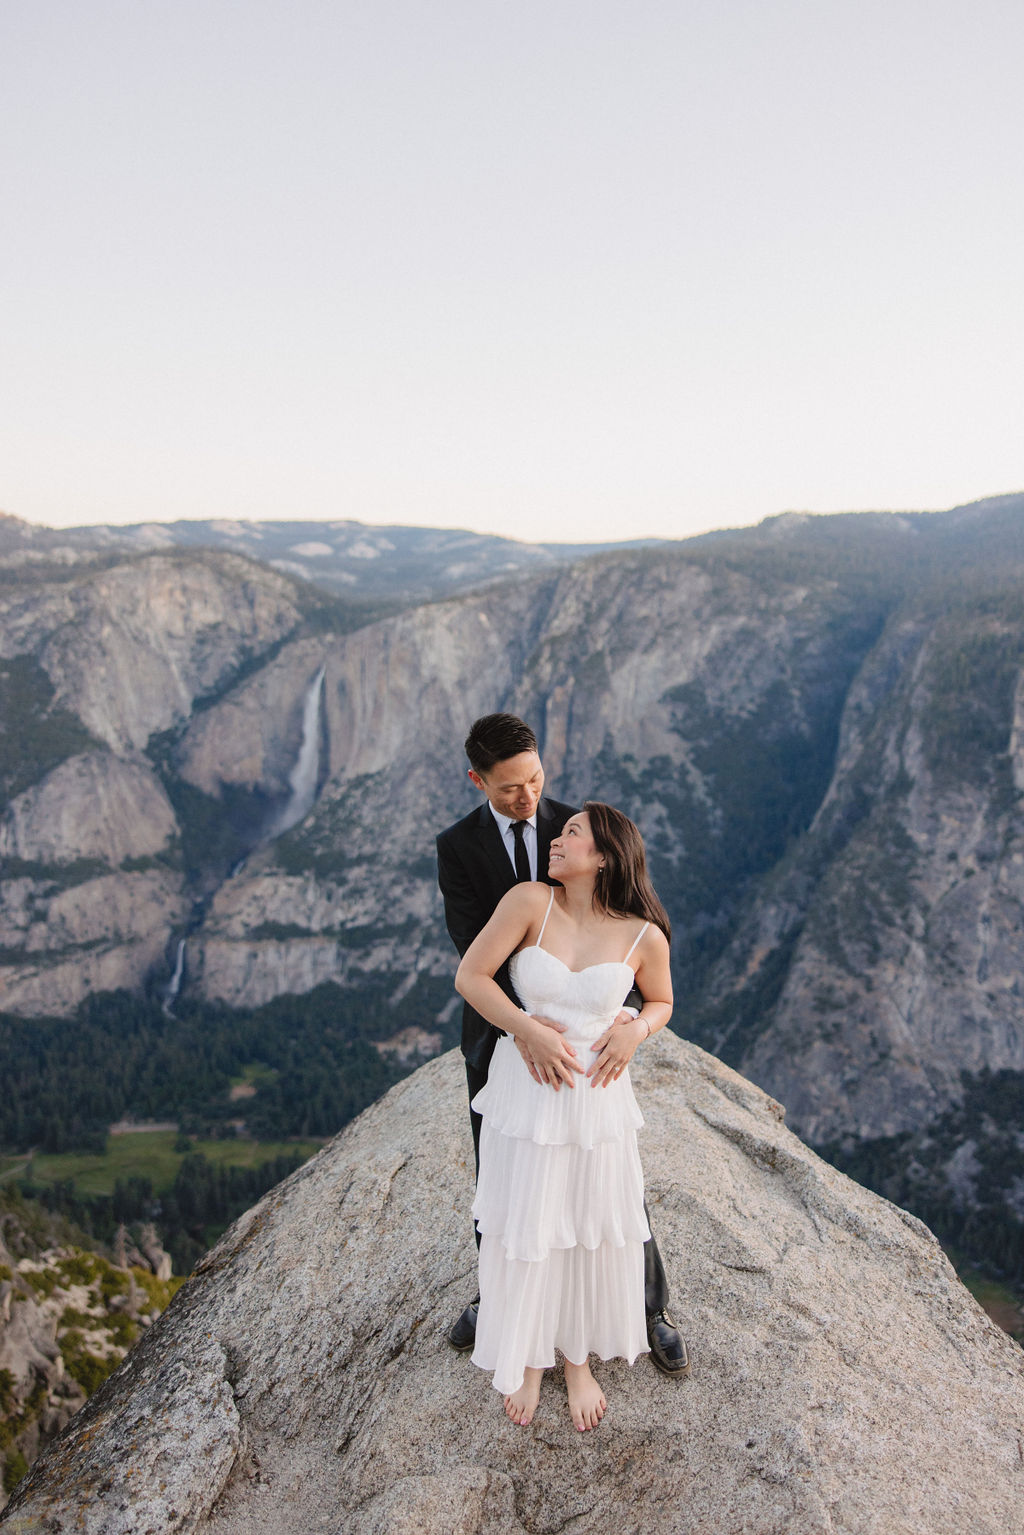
[
  {"xmin": 514, "ymin": 1034, "xmax": 545, "ymax": 1084},
  {"xmin": 517, "ymin": 1013, "xmax": 581, "ymax": 1091},
  {"xmin": 587, "ymin": 1013, "xmax": 646, "ymax": 1088}
]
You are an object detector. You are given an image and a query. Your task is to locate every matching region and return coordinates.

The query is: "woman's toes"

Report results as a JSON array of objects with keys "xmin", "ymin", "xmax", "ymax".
[{"xmin": 504, "ymin": 1393, "xmax": 532, "ymax": 1425}]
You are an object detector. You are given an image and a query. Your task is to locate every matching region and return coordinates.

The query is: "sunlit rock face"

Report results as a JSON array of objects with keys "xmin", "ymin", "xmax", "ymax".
[
  {"xmin": 6, "ymin": 1034, "xmax": 1024, "ymax": 1535},
  {"xmin": 0, "ymin": 752, "xmax": 176, "ymax": 866},
  {"xmin": 31, "ymin": 553, "xmax": 304, "ymax": 754},
  {"xmin": 174, "ymin": 637, "xmax": 329, "ymax": 802}
]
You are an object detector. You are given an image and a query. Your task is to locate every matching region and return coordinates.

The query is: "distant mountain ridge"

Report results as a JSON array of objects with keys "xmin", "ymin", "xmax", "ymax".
[{"xmin": 0, "ymin": 510, "xmax": 660, "ymax": 605}]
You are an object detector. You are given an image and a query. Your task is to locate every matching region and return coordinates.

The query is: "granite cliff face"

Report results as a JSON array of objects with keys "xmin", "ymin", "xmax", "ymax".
[
  {"xmin": 2, "ymin": 550, "xmax": 305, "ymax": 753},
  {"xmin": 184, "ymin": 543, "xmax": 878, "ymax": 1019},
  {"xmin": 7, "ymin": 502, "xmax": 1024, "ymax": 1242},
  {"xmin": 702, "ymin": 581, "xmax": 1024, "ymax": 1148},
  {"xmin": 0, "ymin": 551, "xmax": 314, "ymax": 1015},
  {"xmin": 5, "ymin": 1035, "xmax": 1024, "ymax": 1535},
  {"xmin": 3, "ymin": 530, "xmax": 877, "ymax": 1023}
]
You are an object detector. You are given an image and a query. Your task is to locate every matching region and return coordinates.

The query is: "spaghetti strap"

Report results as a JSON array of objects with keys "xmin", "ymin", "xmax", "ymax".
[
  {"xmin": 536, "ymin": 887, "xmax": 556, "ymax": 950},
  {"xmin": 623, "ymin": 921, "xmax": 649, "ymax": 963}
]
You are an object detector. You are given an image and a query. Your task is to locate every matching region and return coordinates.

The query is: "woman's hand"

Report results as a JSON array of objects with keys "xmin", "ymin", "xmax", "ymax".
[
  {"xmin": 587, "ymin": 1016, "xmax": 647, "ymax": 1088},
  {"xmin": 514, "ymin": 1014, "xmax": 570, "ymax": 1085},
  {"xmin": 519, "ymin": 1014, "xmax": 583, "ymax": 1091}
]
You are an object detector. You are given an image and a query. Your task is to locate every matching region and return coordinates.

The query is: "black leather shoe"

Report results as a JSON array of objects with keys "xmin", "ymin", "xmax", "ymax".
[
  {"xmin": 447, "ymin": 1298, "xmax": 479, "ymax": 1352},
  {"xmin": 647, "ymin": 1310, "xmax": 690, "ymax": 1377}
]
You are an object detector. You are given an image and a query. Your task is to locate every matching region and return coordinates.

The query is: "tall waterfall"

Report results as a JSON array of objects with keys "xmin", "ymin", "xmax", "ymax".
[
  {"xmin": 163, "ymin": 938, "xmax": 186, "ymax": 1016},
  {"xmin": 275, "ymin": 665, "xmax": 326, "ymax": 836}
]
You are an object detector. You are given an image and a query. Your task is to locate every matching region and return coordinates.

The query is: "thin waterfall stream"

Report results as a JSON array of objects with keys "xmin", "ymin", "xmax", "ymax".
[
  {"xmin": 162, "ymin": 937, "xmax": 186, "ymax": 1015},
  {"xmin": 161, "ymin": 663, "xmax": 326, "ymax": 1015}
]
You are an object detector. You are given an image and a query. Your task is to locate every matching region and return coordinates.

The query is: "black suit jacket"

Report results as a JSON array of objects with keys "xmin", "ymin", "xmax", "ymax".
[{"xmin": 437, "ymin": 795, "xmax": 577, "ymax": 1071}]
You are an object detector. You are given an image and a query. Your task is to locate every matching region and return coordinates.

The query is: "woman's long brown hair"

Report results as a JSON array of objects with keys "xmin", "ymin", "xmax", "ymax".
[{"xmin": 582, "ymin": 801, "xmax": 671, "ymax": 942}]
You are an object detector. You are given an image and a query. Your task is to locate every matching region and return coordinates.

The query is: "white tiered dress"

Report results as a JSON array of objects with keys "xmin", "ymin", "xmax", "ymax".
[{"xmin": 470, "ymin": 891, "xmax": 651, "ymax": 1395}]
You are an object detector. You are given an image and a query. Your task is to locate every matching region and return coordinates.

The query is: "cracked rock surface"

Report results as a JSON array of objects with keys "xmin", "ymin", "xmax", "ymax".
[{"xmin": 5, "ymin": 1034, "xmax": 1024, "ymax": 1535}]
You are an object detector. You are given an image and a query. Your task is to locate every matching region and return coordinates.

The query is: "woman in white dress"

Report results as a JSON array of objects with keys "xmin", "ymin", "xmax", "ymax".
[{"xmin": 455, "ymin": 802, "xmax": 673, "ymax": 1431}]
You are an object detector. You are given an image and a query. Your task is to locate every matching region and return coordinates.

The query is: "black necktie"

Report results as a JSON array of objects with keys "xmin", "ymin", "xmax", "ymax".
[{"xmin": 511, "ymin": 819, "xmax": 531, "ymax": 882}]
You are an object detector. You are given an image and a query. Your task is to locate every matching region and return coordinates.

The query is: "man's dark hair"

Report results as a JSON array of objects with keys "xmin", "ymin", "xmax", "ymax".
[{"xmin": 465, "ymin": 713, "xmax": 539, "ymax": 775}]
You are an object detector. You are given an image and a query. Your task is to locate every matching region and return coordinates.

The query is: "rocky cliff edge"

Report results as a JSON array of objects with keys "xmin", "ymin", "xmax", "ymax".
[{"xmin": 4, "ymin": 1035, "xmax": 1024, "ymax": 1535}]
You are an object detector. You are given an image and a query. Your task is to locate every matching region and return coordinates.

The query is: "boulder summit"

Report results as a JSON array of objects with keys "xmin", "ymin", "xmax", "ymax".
[{"xmin": 5, "ymin": 1034, "xmax": 1024, "ymax": 1535}]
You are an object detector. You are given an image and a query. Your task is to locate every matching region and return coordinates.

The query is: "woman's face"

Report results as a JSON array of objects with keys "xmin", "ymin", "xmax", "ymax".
[{"xmin": 548, "ymin": 812, "xmax": 603, "ymax": 881}]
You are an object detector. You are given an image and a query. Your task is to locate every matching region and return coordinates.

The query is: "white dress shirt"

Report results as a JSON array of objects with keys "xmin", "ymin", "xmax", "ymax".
[{"xmin": 488, "ymin": 804, "xmax": 538, "ymax": 881}]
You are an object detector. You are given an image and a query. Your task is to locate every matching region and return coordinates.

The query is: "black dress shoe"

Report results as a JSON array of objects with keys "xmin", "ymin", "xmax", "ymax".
[
  {"xmin": 647, "ymin": 1310, "xmax": 690, "ymax": 1377},
  {"xmin": 447, "ymin": 1298, "xmax": 479, "ymax": 1352}
]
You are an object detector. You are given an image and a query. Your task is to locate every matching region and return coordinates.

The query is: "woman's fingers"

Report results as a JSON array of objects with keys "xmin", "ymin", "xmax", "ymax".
[
  {"xmin": 588, "ymin": 1049, "xmax": 627, "ymax": 1088},
  {"xmin": 527, "ymin": 1025, "xmax": 584, "ymax": 1091}
]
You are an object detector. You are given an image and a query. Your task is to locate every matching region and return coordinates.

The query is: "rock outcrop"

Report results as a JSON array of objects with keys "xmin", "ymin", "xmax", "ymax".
[
  {"xmin": 0, "ymin": 1215, "xmax": 178, "ymax": 1511},
  {"xmin": 6, "ymin": 1034, "xmax": 1024, "ymax": 1535},
  {"xmin": 0, "ymin": 866, "xmax": 187, "ymax": 1018},
  {"xmin": 0, "ymin": 742, "xmax": 187, "ymax": 1012}
]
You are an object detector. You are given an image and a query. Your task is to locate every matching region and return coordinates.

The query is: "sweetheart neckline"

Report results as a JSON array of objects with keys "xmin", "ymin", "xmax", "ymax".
[{"xmin": 511, "ymin": 945, "xmax": 634, "ymax": 977}]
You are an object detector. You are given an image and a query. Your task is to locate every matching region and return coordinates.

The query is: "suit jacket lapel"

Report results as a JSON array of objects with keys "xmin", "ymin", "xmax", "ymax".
[
  {"xmin": 476, "ymin": 801, "xmax": 517, "ymax": 899},
  {"xmin": 477, "ymin": 799, "xmax": 563, "ymax": 890}
]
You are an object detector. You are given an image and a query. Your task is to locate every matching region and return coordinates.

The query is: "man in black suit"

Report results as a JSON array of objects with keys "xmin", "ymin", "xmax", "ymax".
[{"xmin": 437, "ymin": 712, "xmax": 689, "ymax": 1376}]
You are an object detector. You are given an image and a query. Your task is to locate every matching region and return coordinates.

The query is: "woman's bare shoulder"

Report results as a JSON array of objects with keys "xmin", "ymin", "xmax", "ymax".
[
  {"xmin": 496, "ymin": 881, "xmax": 556, "ymax": 916},
  {"xmin": 636, "ymin": 922, "xmax": 670, "ymax": 959}
]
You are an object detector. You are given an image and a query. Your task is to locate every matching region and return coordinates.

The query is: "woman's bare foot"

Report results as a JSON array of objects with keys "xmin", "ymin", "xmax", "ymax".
[
  {"xmin": 504, "ymin": 1366, "xmax": 543, "ymax": 1426},
  {"xmin": 564, "ymin": 1358, "xmax": 607, "ymax": 1430}
]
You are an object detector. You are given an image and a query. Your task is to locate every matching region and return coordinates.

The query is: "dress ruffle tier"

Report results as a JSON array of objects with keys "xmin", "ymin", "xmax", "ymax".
[
  {"xmin": 471, "ymin": 1028, "xmax": 644, "ymax": 1150},
  {"xmin": 470, "ymin": 943, "xmax": 651, "ymax": 1396},
  {"xmin": 473, "ymin": 1236, "xmax": 648, "ymax": 1394},
  {"xmin": 474, "ymin": 1115, "xmax": 650, "ymax": 1261}
]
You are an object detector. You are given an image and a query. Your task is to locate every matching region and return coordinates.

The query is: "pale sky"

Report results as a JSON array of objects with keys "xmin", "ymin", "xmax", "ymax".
[{"xmin": 2, "ymin": 0, "xmax": 1022, "ymax": 545}]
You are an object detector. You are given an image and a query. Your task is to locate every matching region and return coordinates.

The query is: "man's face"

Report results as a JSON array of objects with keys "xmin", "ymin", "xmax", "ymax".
[{"xmin": 468, "ymin": 750, "xmax": 545, "ymax": 821}]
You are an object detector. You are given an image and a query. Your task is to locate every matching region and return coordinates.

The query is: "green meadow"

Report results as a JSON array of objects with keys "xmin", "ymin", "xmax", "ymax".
[{"xmin": 3, "ymin": 1131, "xmax": 322, "ymax": 1197}]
